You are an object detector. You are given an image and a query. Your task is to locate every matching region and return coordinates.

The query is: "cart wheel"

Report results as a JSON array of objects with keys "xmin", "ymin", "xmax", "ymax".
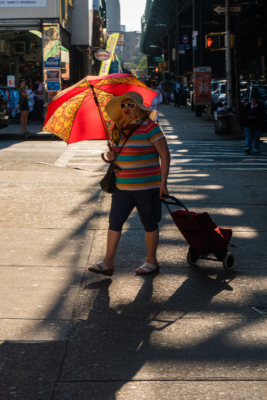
[
  {"xmin": 187, "ymin": 249, "xmax": 199, "ymax": 266},
  {"xmin": 214, "ymin": 250, "xmax": 226, "ymax": 262},
  {"xmin": 223, "ymin": 253, "xmax": 235, "ymax": 271}
]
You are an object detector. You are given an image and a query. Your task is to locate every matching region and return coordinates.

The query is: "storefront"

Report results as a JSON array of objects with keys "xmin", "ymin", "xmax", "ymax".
[{"xmin": 0, "ymin": 19, "xmax": 49, "ymax": 117}]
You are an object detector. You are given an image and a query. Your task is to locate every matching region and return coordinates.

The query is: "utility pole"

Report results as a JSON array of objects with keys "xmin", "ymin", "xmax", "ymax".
[{"xmin": 225, "ymin": 0, "xmax": 232, "ymax": 107}]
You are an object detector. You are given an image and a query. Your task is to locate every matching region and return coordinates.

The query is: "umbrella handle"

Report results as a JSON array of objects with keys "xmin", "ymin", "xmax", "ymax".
[{"xmin": 101, "ymin": 153, "xmax": 112, "ymax": 164}]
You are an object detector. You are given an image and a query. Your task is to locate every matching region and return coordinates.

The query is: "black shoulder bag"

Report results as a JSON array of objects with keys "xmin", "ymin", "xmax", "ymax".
[{"xmin": 100, "ymin": 133, "xmax": 132, "ymax": 194}]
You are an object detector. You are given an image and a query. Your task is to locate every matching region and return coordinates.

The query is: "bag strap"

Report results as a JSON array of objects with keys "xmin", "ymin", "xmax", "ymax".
[{"xmin": 117, "ymin": 131, "xmax": 133, "ymax": 155}]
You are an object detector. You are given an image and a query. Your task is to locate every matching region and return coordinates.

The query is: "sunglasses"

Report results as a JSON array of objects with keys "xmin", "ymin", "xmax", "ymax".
[{"xmin": 120, "ymin": 102, "xmax": 136, "ymax": 109}]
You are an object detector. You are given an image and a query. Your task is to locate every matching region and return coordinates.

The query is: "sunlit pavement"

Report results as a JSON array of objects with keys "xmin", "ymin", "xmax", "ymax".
[{"xmin": 1, "ymin": 106, "xmax": 267, "ymax": 399}]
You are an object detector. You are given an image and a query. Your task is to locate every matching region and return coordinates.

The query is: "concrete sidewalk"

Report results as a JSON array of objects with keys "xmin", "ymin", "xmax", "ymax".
[
  {"xmin": 0, "ymin": 121, "xmax": 53, "ymax": 140},
  {"xmin": 1, "ymin": 105, "xmax": 267, "ymax": 399}
]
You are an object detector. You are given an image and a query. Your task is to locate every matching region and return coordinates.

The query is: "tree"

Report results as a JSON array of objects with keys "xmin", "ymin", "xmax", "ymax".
[{"xmin": 127, "ymin": 56, "xmax": 147, "ymax": 72}]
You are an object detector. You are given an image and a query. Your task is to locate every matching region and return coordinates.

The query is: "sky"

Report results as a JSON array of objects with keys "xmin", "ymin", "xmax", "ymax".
[{"xmin": 120, "ymin": 0, "xmax": 146, "ymax": 32}]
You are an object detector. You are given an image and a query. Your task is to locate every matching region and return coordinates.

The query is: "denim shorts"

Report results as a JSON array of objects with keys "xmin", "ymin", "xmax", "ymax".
[{"xmin": 109, "ymin": 187, "xmax": 162, "ymax": 232}]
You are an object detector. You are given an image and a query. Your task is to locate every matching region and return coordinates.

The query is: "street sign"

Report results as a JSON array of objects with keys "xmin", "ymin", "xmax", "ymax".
[
  {"xmin": 148, "ymin": 66, "xmax": 154, "ymax": 69},
  {"xmin": 179, "ymin": 44, "xmax": 185, "ymax": 54},
  {"xmin": 154, "ymin": 56, "xmax": 164, "ymax": 62},
  {"xmin": 182, "ymin": 34, "xmax": 189, "ymax": 44},
  {"xmin": 212, "ymin": 4, "xmax": 242, "ymax": 15}
]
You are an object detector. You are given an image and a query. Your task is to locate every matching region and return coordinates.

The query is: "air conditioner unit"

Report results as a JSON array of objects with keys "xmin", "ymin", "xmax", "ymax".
[
  {"xmin": 0, "ymin": 39, "xmax": 11, "ymax": 56},
  {"xmin": 12, "ymin": 41, "xmax": 26, "ymax": 55}
]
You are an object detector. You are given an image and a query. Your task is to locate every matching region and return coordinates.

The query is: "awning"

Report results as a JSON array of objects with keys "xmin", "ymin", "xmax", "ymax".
[
  {"xmin": 141, "ymin": 0, "xmax": 192, "ymax": 55},
  {"xmin": 0, "ymin": 19, "xmax": 42, "ymax": 30}
]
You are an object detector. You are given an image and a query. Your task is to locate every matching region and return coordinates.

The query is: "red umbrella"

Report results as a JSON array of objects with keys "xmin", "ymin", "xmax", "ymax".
[{"xmin": 42, "ymin": 73, "xmax": 156, "ymax": 145}]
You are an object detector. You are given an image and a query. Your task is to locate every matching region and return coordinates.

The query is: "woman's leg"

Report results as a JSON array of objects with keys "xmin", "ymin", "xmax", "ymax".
[
  {"xmin": 103, "ymin": 230, "xmax": 121, "ymax": 269},
  {"xmin": 145, "ymin": 229, "xmax": 159, "ymax": 265},
  {"xmin": 134, "ymin": 189, "xmax": 162, "ymax": 272},
  {"xmin": 25, "ymin": 111, "xmax": 29, "ymax": 131},
  {"xmin": 91, "ymin": 189, "xmax": 135, "ymax": 270}
]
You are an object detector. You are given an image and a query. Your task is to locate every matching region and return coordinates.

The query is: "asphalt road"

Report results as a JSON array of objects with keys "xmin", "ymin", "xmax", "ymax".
[{"xmin": 1, "ymin": 105, "xmax": 267, "ymax": 400}]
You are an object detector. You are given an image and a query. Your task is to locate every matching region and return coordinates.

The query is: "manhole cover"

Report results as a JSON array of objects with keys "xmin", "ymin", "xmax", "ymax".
[{"xmin": 251, "ymin": 306, "xmax": 267, "ymax": 315}]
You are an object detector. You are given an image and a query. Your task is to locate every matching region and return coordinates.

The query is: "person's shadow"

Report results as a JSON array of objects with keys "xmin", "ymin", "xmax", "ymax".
[{"xmin": 59, "ymin": 269, "xmax": 235, "ymax": 399}]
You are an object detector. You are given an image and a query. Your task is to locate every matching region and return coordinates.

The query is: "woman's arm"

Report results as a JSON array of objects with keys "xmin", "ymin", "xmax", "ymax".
[{"xmin": 153, "ymin": 137, "xmax": 171, "ymax": 197}]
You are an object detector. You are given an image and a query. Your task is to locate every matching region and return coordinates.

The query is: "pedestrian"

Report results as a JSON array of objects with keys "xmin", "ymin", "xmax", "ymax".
[
  {"xmin": 243, "ymin": 91, "xmax": 265, "ymax": 154},
  {"xmin": 18, "ymin": 78, "xmax": 32, "ymax": 133},
  {"xmin": 158, "ymin": 81, "xmax": 164, "ymax": 104},
  {"xmin": 27, "ymin": 80, "xmax": 36, "ymax": 120},
  {"xmin": 32, "ymin": 77, "xmax": 44, "ymax": 123},
  {"xmin": 150, "ymin": 80, "xmax": 161, "ymax": 122},
  {"xmin": 161, "ymin": 78, "xmax": 171, "ymax": 105},
  {"xmin": 88, "ymin": 91, "xmax": 171, "ymax": 276},
  {"xmin": 172, "ymin": 77, "xmax": 183, "ymax": 108}
]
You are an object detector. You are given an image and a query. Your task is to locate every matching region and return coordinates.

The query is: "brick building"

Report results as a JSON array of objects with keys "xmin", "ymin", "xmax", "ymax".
[{"xmin": 121, "ymin": 31, "xmax": 141, "ymax": 65}]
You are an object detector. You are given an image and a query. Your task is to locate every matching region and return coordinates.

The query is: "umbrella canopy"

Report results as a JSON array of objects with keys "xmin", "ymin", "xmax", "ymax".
[{"xmin": 42, "ymin": 73, "xmax": 157, "ymax": 144}]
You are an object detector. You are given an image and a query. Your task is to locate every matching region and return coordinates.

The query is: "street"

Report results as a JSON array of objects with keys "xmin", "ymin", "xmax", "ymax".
[{"xmin": 1, "ymin": 105, "xmax": 267, "ymax": 399}]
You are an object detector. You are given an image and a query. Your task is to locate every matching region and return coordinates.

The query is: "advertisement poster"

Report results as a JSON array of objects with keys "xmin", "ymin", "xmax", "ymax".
[
  {"xmin": 46, "ymin": 70, "xmax": 60, "ymax": 81},
  {"xmin": 99, "ymin": 33, "xmax": 119, "ymax": 76},
  {"xmin": 47, "ymin": 81, "xmax": 60, "ymax": 91},
  {"xmin": 194, "ymin": 67, "xmax": 212, "ymax": 105},
  {"xmin": 0, "ymin": 0, "xmax": 47, "ymax": 6},
  {"xmin": 7, "ymin": 75, "xmax": 15, "ymax": 87},
  {"xmin": 43, "ymin": 23, "xmax": 61, "ymax": 68},
  {"xmin": 43, "ymin": 23, "xmax": 61, "ymax": 102}
]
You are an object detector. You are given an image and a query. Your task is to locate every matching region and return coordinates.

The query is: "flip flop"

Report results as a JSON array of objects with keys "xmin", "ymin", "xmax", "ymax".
[
  {"xmin": 135, "ymin": 263, "xmax": 160, "ymax": 275},
  {"xmin": 88, "ymin": 261, "xmax": 114, "ymax": 276}
]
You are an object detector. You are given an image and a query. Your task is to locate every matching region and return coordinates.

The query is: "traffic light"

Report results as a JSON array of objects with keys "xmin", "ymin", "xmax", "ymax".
[{"xmin": 205, "ymin": 34, "xmax": 220, "ymax": 49}]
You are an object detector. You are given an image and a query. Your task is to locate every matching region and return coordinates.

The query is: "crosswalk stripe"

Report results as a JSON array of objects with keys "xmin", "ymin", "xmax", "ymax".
[{"xmin": 54, "ymin": 139, "xmax": 267, "ymax": 172}]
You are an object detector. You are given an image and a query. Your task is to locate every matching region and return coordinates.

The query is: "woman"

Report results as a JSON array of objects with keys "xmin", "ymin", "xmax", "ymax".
[
  {"xmin": 89, "ymin": 91, "xmax": 171, "ymax": 276},
  {"xmin": 158, "ymin": 81, "xmax": 164, "ymax": 104},
  {"xmin": 18, "ymin": 79, "xmax": 31, "ymax": 133},
  {"xmin": 27, "ymin": 80, "xmax": 36, "ymax": 120},
  {"xmin": 150, "ymin": 80, "xmax": 161, "ymax": 122}
]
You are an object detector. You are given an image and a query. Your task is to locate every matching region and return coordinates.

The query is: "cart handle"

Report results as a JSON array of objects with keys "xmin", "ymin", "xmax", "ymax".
[{"xmin": 161, "ymin": 194, "xmax": 194, "ymax": 218}]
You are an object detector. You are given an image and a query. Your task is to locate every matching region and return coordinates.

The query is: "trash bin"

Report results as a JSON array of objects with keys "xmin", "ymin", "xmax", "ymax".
[{"xmin": 214, "ymin": 110, "xmax": 231, "ymax": 135}]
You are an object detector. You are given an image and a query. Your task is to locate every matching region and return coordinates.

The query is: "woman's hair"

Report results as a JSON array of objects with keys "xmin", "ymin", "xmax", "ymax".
[
  {"xmin": 17, "ymin": 78, "xmax": 25, "ymax": 89},
  {"xmin": 151, "ymin": 80, "xmax": 157, "ymax": 87}
]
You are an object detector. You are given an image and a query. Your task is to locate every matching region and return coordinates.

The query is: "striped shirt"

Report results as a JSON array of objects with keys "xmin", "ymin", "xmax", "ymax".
[{"xmin": 113, "ymin": 119, "xmax": 165, "ymax": 191}]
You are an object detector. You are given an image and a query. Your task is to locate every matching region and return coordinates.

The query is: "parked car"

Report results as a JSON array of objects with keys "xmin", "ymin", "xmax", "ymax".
[
  {"xmin": 212, "ymin": 82, "xmax": 226, "ymax": 104},
  {"xmin": 0, "ymin": 93, "xmax": 9, "ymax": 129},
  {"xmin": 242, "ymin": 83, "xmax": 267, "ymax": 130}
]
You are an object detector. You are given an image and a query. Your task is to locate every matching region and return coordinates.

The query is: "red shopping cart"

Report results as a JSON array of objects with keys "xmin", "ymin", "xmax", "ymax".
[{"xmin": 162, "ymin": 194, "xmax": 236, "ymax": 270}]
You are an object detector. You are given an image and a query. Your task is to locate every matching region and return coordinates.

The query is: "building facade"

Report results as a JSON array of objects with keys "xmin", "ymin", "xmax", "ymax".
[
  {"xmin": 141, "ymin": 0, "xmax": 267, "ymax": 84},
  {"xmin": 0, "ymin": 0, "xmax": 106, "ymax": 95},
  {"xmin": 106, "ymin": 0, "xmax": 120, "ymax": 32},
  {"xmin": 121, "ymin": 31, "xmax": 141, "ymax": 65}
]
